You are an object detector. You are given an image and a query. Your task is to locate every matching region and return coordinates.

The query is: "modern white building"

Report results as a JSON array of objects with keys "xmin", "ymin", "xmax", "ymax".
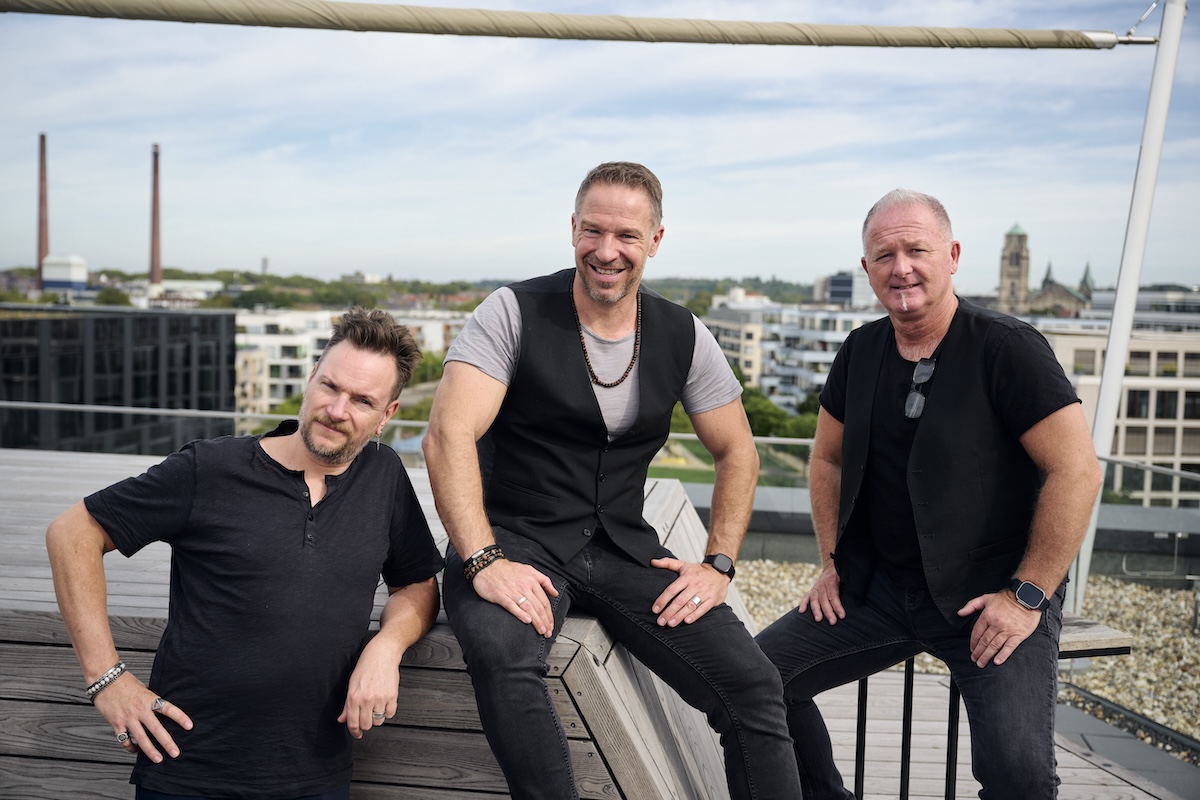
[
  {"xmin": 1034, "ymin": 321, "xmax": 1200, "ymax": 509},
  {"xmin": 41, "ymin": 255, "xmax": 88, "ymax": 292},
  {"xmin": 704, "ymin": 294, "xmax": 885, "ymax": 409}
]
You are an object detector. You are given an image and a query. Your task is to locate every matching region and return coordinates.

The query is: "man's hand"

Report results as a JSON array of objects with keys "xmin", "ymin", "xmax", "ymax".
[
  {"xmin": 471, "ymin": 559, "xmax": 560, "ymax": 638},
  {"xmin": 93, "ymin": 671, "xmax": 192, "ymax": 763},
  {"xmin": 797, "ymin": 565, "xmax": 846, "ymax": 624},
  {"xmin": 649, "ymin": 557, "xmax": 731, "ymax": 627},
  {"xmin": 958, "ymin": 592, "xmax": 1041, "ymax": 667},
  {"xmin": 338, "ymin": 635, "xmax": 403, "ymax": 739}
]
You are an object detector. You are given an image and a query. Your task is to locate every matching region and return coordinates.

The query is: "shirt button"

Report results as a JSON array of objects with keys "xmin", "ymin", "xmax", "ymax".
[
  {"xmin": 305, "ymin": 533, "xmax": 314, "ymax": 542},
  {"xmin": 597, "ymin": 505, "xmax": 606, "ymax": 513},
  {"xmin": 308, "ymin": 514, "xmax": 314, "ymax": 521},
  {"xmin": 582, "ymin": 528, "xmax": 592, "ymax": 537},
  {"xmin": 598, "ymin": 473, "xmax": 606, "ymax": 482}
]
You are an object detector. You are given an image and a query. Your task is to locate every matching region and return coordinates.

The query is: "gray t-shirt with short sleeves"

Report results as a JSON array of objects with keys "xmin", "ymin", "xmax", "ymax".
[{"xmin": 446, "ymin": 286, "xmax": 741, "ymax": 439}]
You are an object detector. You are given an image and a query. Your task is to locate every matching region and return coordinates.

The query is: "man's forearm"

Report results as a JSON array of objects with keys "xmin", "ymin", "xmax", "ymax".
[
  {"xmin": 1014, "ymin": 466, "xmax": 1102, "ymax": 593},
  {"xmin": 375, "ymin": 578, "xmax": 440, "ymax": 654},
  {"xmin": 705, "ymin": 443, "xmax": 758, "ymax": 556},
  {"xmin": 422, "ymin": 426, "xmax": 497, "ymax": 558},
  {"xmin": 808, "ymin": 457, "xmax": 842, "ymax": 570},
  {"xmin": 46, "ymin": 503, "xmax": 122, "ymax": 682}
]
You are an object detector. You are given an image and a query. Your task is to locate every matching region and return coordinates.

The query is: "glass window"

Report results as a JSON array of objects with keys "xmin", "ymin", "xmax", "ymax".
[
  {"xmin": 1157, "ymin": 351, "xmax": 1178, "ymax": 377},
  {"xmin": 1153, "ymin": 428, "xmax": 1176, "ymax": 456},
  {"xmin": 1124, "ymin": 426, "xmax": 1147, "ymax": 455},
  {"xmin": 1150, "ymin": 465, "xmax": 1174, "ymax": 492},
  {"xmin": 1156, "ymin": 391, "xmax": 1178, "ymax": 420},
  {"xmin": 1126, "ymin": 351, "xmax": 1151, "ymax": 376},
  {"xmin": 1073, "ymin": 349, "xmax": 1095, "ymax": 375},
  {"xmin": 1185, "ymin": 353, "xmax": 1200, "ymax": 378},
  {"xmin": 1126, "ymin": 390, "xmax": 1150, "ymax": 419},
  {"xmin": 1184, "ymin": 392, "xmax": 1200, "ymax": 420},
  {"xmin": 1183, "ymin": 428, "xmax": 1200, "ymax": 456},
  {"xmin": 1121, "ymin": 466, "xmax": 1144, "ymax": 492}
]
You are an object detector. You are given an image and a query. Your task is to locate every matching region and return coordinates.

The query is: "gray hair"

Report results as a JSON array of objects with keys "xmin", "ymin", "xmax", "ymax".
[{"xmin": 861, "ymin": 189, "xmax": 954, "ymax": 253}]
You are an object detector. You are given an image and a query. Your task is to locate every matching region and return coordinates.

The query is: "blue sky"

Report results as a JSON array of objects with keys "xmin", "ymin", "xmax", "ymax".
[{"xmin": 1, "ymin": 1, "xmax": 1196, "ymax": 294}]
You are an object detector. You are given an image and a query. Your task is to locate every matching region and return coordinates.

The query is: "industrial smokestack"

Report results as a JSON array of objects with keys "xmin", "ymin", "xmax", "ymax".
[
  {"xmin": 37, "ymin": 133, "xmax": 49, "ymax": 290},
  {"xmin": 149, "ymin": 143, "xmax": 162, "ymax": 289}
]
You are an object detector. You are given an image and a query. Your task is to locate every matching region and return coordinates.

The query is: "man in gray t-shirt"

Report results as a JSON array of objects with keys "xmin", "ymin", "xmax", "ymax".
[{"xmin": 423, "ymin": 161, "xmax": 800, "ymax": 800}]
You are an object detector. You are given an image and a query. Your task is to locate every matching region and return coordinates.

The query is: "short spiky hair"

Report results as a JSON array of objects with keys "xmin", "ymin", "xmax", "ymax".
[
  {"xmin": 324, "ymin": 307, "xmax": 421, "ymax": 402},
  {"xmin": 861, "ymin": 189, "xmax": 954, "ymax": 253},
  {"xmin": 575, "ymin": 161, "xmax": 664, "ymax": 228}
]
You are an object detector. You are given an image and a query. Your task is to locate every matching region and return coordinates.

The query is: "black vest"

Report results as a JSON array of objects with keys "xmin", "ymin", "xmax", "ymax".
[
  {"xmin": 479, "ymin": 269, "xmax": 695, "ymax": 565},
  {"xmin": 835, "ymin": 299, "xmax": 1042, "ymax": 625}
]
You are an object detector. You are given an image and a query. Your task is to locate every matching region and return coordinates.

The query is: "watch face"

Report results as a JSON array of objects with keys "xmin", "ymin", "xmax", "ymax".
[
  {"xmin": 1014, "ymin": 581, "xmax": 1046, "ymax": 609},
  {"xmin": 709, "ymin": 554, "xmax": 733, "ymax": 573}
]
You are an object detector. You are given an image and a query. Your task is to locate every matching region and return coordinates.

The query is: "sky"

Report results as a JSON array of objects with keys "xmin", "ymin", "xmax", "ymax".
[{"xmin": 1, "ymin": 1, "xmax": 1196, "ymax": 295}]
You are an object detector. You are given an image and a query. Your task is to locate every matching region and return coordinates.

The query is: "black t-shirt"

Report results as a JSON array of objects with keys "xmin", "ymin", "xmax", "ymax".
[
  {"xmin": 86, "ymin": 421, "xmax": 444, "ymax": 798},
  {"xmin": 820, "ymin": 310, "xmax": 1080, "ymax": 588}
]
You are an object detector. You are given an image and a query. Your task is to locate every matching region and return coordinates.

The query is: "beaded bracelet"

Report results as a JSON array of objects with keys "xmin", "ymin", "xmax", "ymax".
[
  {"xmin": 85, "ymin": 661, "xmax": 127, "ymax": 703},
  {"xmin": 463, "ymin": 544, "xmax": 505, "ymax": 581}
]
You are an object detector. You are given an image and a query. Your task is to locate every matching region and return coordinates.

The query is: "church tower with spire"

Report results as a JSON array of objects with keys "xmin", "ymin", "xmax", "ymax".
[{"xmin": 998, "ymin": 223, "xmax": 1030, "ymax": 315}]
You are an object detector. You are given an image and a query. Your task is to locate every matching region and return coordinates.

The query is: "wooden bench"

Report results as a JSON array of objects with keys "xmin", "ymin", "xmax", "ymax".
[{"xmin": 0, "ymin": 448, "xmax": 746, "ymax": 799}]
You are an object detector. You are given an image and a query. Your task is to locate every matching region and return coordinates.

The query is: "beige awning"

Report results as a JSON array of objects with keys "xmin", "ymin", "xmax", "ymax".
[{"xmin": 0, "ymin": 0, "xmax": 1144, "ymax": 49}]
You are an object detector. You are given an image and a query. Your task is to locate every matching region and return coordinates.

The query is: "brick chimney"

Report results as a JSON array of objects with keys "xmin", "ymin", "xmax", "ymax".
[
  {"xmin": 37, "ymin": 133, "xmax": 49, "ymax": 290},
  {"xmin": 149, "ymin": 143, "xmax": 162, "ymax": 289}
]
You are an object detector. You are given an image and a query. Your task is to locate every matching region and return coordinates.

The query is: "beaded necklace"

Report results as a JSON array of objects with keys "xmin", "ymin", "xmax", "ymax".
[{"xmin": 570, "ymin": 289, "xmax": 641, "ymax": 388}]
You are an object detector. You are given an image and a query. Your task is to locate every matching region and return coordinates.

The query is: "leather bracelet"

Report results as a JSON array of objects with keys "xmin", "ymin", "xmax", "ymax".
[
  {"xmin": 463, "ymin": 544, "xmax": 505, "ymax": 581},
  {"xmin": 85, "ymin": 661, "xmax": 127, "ymax": 703}
]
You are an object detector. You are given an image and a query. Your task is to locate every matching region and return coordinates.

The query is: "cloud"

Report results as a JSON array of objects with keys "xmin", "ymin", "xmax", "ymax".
[{"xmin": 1, "ymin": 0, "xmax": 1195, "ymax": 292}]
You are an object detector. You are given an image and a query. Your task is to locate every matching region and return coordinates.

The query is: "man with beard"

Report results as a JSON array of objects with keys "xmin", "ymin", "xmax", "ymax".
[
  {"xmin": 422, "ymin": 162, "xmax": 801, "ymax": 800},
  {"xmin": 46, "ymin": 307, "xmax": 444, "ymax": 800}
]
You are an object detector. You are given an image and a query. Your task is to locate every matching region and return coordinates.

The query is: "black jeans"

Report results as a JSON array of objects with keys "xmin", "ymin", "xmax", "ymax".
[
  {"xmin": 443, "ymin": 527, "xmax": 801, "ymax": 800},
  {"xmin": 755, "ymin": 570, "xmax": 1063, "ymax": 799},
  {"xmin": 135, "ymin": 786, "xmax": 349, "ymax": 800}
]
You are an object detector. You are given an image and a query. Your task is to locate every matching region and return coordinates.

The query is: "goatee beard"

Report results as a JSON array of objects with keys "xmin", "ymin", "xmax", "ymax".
[{"xmin": 300, "ymin": 417, "xmax": 360, "ymax": 465}]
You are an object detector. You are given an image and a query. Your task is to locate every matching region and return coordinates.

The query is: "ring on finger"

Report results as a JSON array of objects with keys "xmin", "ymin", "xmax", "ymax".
[
  {"xmin": 691, "ymin": 595, "xmax": 702, "ymax": 607},
  {"xmin": 372, "ymin": 712, "xmax": 385, "ymax": 720},
  {"xmin": 116, "ymin": 731, "xmax": 130, "ymax": 744},
  {"xmin": 516, "ymin": 596, "xmax": 527, "ymax": 606},
  {"xmin": 151, "ymin": 696, "xmax": 166, "ymax": 712}
]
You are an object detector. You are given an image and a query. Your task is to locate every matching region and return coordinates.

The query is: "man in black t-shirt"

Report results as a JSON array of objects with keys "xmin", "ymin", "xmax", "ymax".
[
  {"xmin": 46, "ymin": 308, "xmax": 444, "ymax": 800},
  {"xmin": 756, "ymin": 190, "xmax": 1102, "ymax": 799}
]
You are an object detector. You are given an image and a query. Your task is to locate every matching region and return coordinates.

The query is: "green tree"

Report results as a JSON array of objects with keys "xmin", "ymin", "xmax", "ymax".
[
  {"xmin": 741, "ymin": 388, "xmax": 787, "ymax": 437},
  {"xmin": 397, "ymin": 397, "xmax": 434, "ymax": 421},
  {"xmin": 411, "ymin": 352, "xmax": 445, "ymax": 384},
  {"xmin": 94, "ymin": 287, "xmax": 132, "ymax": 306},
  {"xmin": 669, "ymin": 402, "xmax": 695, "ymax": 434}
]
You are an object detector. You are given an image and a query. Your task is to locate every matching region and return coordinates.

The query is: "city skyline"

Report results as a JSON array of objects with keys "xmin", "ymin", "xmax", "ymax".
[{"xmin": 1, "ymin": 1, "xmax": 1197, "ymax": 294}]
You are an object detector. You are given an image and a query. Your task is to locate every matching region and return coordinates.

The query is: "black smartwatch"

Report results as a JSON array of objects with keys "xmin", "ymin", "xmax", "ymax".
[
  {"xmin": 1008, "ymin": 579, "xmax": 1050, "ymax": 611},
  {"xmin": 703, "ymin": 553, "xmax": 736, "ymax": 581}
]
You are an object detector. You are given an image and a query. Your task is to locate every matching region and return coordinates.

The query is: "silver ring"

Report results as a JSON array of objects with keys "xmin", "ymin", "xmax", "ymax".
[
  {"xmin": 152, "ymin": 697, "xmax": 166, "ymax": 712},
  {"xmin": 372, "ymin": 712, "xmax": 385, "ymax": 720},
  {"xmin": 691, "ymin": 595, "xmax": 702, "ymax": 607},
  {"xmin": 516, "ymin": 596, "xmax": 527, "ymax": 606},
  {"xmin": 116, "ymin": 731, "xmax": 130, "ymax": 744}
]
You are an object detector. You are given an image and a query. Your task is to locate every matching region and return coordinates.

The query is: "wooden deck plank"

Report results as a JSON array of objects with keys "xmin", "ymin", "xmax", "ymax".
[{"xmin": 0, "ymin": 448, "xmax": 1163, "ymax": 800}]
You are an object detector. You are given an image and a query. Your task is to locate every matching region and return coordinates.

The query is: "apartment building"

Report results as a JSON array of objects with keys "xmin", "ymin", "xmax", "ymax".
[
  {"xmin": 1036, "ymin": 319, "xmax": 1200, "ymax": 509},
  {"xmin": 704, "ymin": 290, "xmax": 885, "ymax": 409}
]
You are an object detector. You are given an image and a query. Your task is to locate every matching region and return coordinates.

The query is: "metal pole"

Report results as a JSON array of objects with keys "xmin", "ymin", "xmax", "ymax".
[{"xmin": 1070, "ymin": 0, "xmax": 1188, "ymax": 614}]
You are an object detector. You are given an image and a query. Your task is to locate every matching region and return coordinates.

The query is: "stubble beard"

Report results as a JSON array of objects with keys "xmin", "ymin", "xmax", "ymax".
[
  {"xmin": 580, "ymin": 258, "xmax": 640, "ymax": 306},
  {"xmin": 299, "ymin": 412, "xmax": 366, "ymax": 466}
]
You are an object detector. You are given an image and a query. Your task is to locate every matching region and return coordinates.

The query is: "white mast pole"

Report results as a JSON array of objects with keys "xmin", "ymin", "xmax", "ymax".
[{"xmin": 1069, "ymin": 0, "xmax": 1188, "ymax": 614}]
